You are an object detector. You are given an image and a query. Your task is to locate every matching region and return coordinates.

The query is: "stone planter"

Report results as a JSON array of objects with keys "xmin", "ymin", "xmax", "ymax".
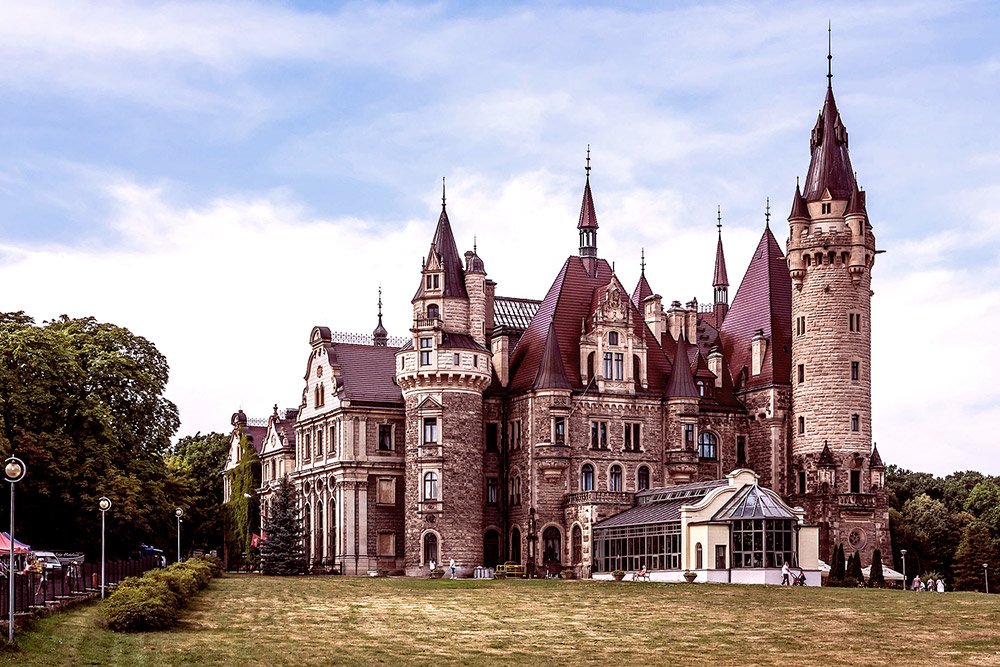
[
  {"xmin": 612, "ymin": 571, "xmax": 626, "ymax": 582},
  {"xmin": 683, "ymin": 571, "xmax": 697, "ymax": 583}
]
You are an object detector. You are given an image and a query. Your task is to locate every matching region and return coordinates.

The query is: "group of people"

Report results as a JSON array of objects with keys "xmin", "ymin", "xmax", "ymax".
[
  {"xmin": 428, "ymin": 558, "xmax": 458, "ymax": 579},
  {"xmin": 781, "ymin": 561, "xmax": 806, "ymax": 586},
  {"xmin": 911, "ymin": 575, "xmax": 945, "ymax": 592}
]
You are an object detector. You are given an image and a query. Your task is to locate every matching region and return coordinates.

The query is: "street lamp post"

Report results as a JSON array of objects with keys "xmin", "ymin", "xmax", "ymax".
[
  {"xmin": 175, "ymin": 508, "xmax": 184, "ymax": 563},
  {"xmin": 98, "ymin": 497, "xmax": 112, "ymax": 599},
  {"xmin": 900, "ymin": 549, "xmax": 907, "ymax": 589},
  {"xmin": 4, "ymin": 456, "xmax": 26, "ymax": 644},
  {"xmin": 984, "ymin": 563, "xmax": 990, "ymax": 595}
]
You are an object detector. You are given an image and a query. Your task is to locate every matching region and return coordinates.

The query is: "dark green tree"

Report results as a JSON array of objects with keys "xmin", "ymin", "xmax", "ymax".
[
  {"xmin": 167, "ymin": 432, "xmax": 229, "ymax": 553},
  {"xmin": 868, "ymin": 548, "xmax": 885, "ymax": 588},
  {"xmin": 828, "ymin": 543, "xmax": 845, "ymax": 586},
  {"xmin": 0, "ymin": 312, "xmax": 180, "ymax": 557},
  {"xmin": 953, "ymin": 521, "xmax": 1000, "ymax": 592},
  {"xmin": 259, "ymin": 476, "xmax": 306, "ymax": 576},
  {"xmin": 845, "ymin": 550, "xmax": 863, "ymax": 586}
]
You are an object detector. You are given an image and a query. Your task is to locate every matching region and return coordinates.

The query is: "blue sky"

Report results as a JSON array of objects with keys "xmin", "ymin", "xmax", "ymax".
[{"xmin": 0, "ymin": 0, "xmax": 998, "ymax": 475}]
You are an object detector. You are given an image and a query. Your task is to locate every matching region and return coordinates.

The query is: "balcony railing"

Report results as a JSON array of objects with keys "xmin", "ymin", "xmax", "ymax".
[
  {"xmin": 564, "ymin": 491, "xmax": 634, "ymax": 506},
  {"xmin": 838, "ymin": 493, "xmax": 877, "ymax": 508}
]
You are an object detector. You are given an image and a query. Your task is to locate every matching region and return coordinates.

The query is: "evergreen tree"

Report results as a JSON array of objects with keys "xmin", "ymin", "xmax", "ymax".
[
  {"xmin": 846, "ymin": 550, "xmax": 864, "ymax": 586},
  {"xmin": 828, "ymin": 543, "xmax": 845, "ymax": 586},
  {"xmin": 953, "ymin": 521, "xmax": 1000, "ymax": 592},
  {"xmin": 868, "ymin": 548, "xmax": 885, "ymax": 588},
  {"xmin": 259, "ymin": 476, "xmax": 306, "ymax": 576}
]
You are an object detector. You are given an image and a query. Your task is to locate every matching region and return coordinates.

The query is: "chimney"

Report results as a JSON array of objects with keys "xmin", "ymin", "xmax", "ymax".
[
  {"xmin": 644, "ymin": 294, "xmax": 663, "ymax": 341},
  {"xmin": 708, "ymin": 347, "xmax": 724, "ymax": 388},
  {"xmin": 751, "ymin": 329, "xmax": 767, "ymax": 376}
]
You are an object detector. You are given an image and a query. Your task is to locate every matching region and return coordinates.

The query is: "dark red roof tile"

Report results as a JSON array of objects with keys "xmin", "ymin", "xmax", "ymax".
[
  {"xmin": 577, "ymin": 177, "xmax": 599, "ymax": 230},
  {"xmin": 631, "ymin": 272, "xmax": 653, "ymax": 310},
  {"xmin": 532, "ymin": 321, "xmax": 572, "ymax": 390},
  {"xmin": 413, "ymin": 207, "xmax": 468, "ymax": 300},
  {"xmin": 803, "ymin": 85, "xmax": 857, "ymax": 202},
  {"xmin": 667, "ymin": 335, "xmax": 699, "ymax": 398},
  {"xmin": 713, "ymin": 232, "xmax": 729, "ymax": 287},
  {"xmin": 327, "ymin": 343, "xmax": 403, "ymax": 406},
  {"xmin": 788, "ymin": 181, "xmax": 810, "ymax": 220},
  {"xmin": 719, "ymin": 226, "xmax": 792, "ymax": 389}
]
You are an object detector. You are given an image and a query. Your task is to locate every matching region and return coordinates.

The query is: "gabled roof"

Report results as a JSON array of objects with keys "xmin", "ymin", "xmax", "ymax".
[
  {"xmin": 577, "ymin": 177, "xmax": 599, "ymax": 230},
  {"xmin": 413, "ymin": 206, "xmax": 468, "ymax": 300},
  {"xmin": 595, "ymin": 479, "xmax": 728, "ymax": 529},
  {"xmin": 532, "ymin": 321, "xmax": 572, "ymax": 390},
  {"xmin": 508, "ymin": 256, "xmax": 672, "ymax": 393},
  {"xmin": 719, "ymin": 225, "xmax": 792, "ymax": 389},
  {"xmin": 667, "ymin": 335, "xmax": 699, "ymax": 398},
  {"xmin": 713, "ymin": 232, "xmax": 729, "ymax": 288},
  {"xmin": 712, "ymin": 484, "xmax": 798, "ymax": 521},
  {"xmin": 803, "ymin": 84, "xmax": 857, "ymax": 203}
]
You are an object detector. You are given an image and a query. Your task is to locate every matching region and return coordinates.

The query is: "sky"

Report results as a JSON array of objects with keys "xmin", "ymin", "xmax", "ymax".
[{"xmin": 0, "ymin": 0, "xmax": 998, "ymax": 477}]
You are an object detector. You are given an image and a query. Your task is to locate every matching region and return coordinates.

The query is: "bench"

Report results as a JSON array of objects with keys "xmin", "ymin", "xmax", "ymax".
[
  {"xmin": 494, "ymin": 562, "xmax": 524, "ymax": 579},
  {"xmin": 631, "ymin": 570, "xmax": 650, "ymax": 582}
]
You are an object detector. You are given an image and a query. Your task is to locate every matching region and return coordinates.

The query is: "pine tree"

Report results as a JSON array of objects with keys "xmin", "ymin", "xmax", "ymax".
[
  {"xmin": 953, "ymin": 521, "xmax": 1000, "ymax": 592},
  {"xmin": 259, "ymin": 476, "xmax": 307, "ymax": 576},
  {"xmin": 828, "ymin": 543, "xmax": 845, "ymax": 586},
  {"xmin": 868, "ymin": 548, "xmax": 885, "ymax": 588},
  {"xmin": 846, "ymin": 549, "xmax": 864, "ymax": 586}
]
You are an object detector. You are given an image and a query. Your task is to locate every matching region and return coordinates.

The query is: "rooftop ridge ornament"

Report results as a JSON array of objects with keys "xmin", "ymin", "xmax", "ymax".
[
  {"xmin": 765, "ymin": 197, "xmax": 771, "ymax": 227},
  {"xmin": 717, "ymin": 205, "xmax": 722, "ymax": 233},
  {"xmin": 441, "ymin": 177, "xmax": 446, "ymax": 209},
  {"xmin": 585, "ymin": 144, "xmax": 591, "ymax": 178},
  {"xmin": 827, "ymin": 21, "xmax": 833, "ymax": 87},
  {"xmin": 640, "ymin": 247, "xmax": 646, "ymax": 275}
]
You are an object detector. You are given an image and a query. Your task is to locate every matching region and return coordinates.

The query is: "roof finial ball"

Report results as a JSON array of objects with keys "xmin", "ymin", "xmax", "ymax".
[
  {"xmin": 585, "ymin": 144, "xmax": 591, "ymax": 178},
  {"xmin": 441, "ymin": 176, "xmax": 446, "ymax": 210},
  {"xmin": 827, "ymin": 21, "xmax": 833, "ymax": 87}
]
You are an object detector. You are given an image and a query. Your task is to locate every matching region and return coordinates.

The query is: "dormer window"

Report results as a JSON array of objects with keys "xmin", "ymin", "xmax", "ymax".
[
  {"xmin": 427, "ymin": 304, "xmax": 440, "ymax": 319},
  {"xmin": 608, "ymin": 332, "xmax": 619, "ymax": 346},
  {"xmin": 425, "ymin": 274, "xmax": 440, "ymax": 290},
  {"xmin": 821, "ymin": 203, "xmax": 832, "ymax": 214}
]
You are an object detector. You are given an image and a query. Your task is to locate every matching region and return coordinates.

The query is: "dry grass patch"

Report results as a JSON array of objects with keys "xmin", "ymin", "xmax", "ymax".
[{"xmin": 3, "ymin": 575, "xmax": 1000, "ymax": 666}]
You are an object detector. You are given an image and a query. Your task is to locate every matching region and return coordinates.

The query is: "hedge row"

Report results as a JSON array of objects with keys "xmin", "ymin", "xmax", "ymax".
[{"xmin": 100, "ymin": 556, "xmax": 223, "ymax": 632}]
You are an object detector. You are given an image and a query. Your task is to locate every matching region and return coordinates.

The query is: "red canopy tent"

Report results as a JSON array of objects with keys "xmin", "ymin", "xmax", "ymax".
[{"xmin": 0, "ymin": 532, "xmax": 30, "ymax": 554}]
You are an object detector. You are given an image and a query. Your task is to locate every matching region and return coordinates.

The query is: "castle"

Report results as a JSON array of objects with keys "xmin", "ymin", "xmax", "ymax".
[{"xmin": 224, "ymin": 53, "xmax": 888, "ymax": 580}]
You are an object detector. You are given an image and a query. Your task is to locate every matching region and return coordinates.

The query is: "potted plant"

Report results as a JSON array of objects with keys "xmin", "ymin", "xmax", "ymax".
[
  {"xmin": 430, "ymin": 567, "xmax": 445, "ymax": 579},
  {"xmin": 561, "ymin": 568, "xmax": 576, "ymax": 580},
  {"xmin": 683, "ymin": 570, "xmax": 697, "ymax": 583},
  {"xmin": 612, "ymin": 569, "xmax": 626, "ymax": 581}
]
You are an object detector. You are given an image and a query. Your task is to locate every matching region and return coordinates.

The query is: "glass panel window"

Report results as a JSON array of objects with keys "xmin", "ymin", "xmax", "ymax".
[
  {"xmin": 731, "ymin": 519, "xmax": 794, "ymax": 569},
  {"xmin": 609, "ymin": 465, "xmax": 623, "ymax": 492},
  {"xmin": 624, "ymin": 423, "xmax": 641, "ymax": 451},
  {"xmin": 684, "ymin": 424, "xmax": 694, "ymax": 450},
  {"xmin": 423, "ymin": 418, "xmax": 438, "ymax": 444},
  {"xmin": 486, "ymin": 477, "xmax": 498, "ymax": 506},
  {"xmin": 316, "ymin": 429, "xmax": 323, "ymax": 457},
  {"xmin": 608, "ymin": 332, "xmax": 619, "ymax": 346},
  {"xmin": 603, "ymin": 352, "xmax": 613, "ymax": 378},
  {"xmin": 592, "ymin": 522, "xmax": 682, "ymax": 573},
  {"xmin": 851, "ymin": 361, "xmax": 860, "ymax": 381},
  {"xmin": 420, "ymin": 337, "xmax": 433, "ymax": 366},
  {"xmin": 637, "ymin": 465, "xmax": 650, "ymax": 491},
  {"xmin": 851, "ymin": 413, "xmax": 860, "ymax": 432},
  {"xmin": 581, "ymin": 464, "xmax": 594, "ymax": 491},
  {"xmin": 423, "ymin": 472, "xmax": 438, "ymax": 500},
  {"xmin": 553, "ymin": 416, "xmax": 566, "ymax": 445},
  {"xmin": 614, "ymin": 353, "xmax": 623, "ymax": 380},
  {"xmin": 378, "ymin": 424, "xmax": 393, "ymax": 451},
  {"xmin": 698, "ymin": 432, "xmax": 717, "ymax": 460},
  {"xmin": 590, "ymin": 421, "xmax": 608, "ymax": 449}
]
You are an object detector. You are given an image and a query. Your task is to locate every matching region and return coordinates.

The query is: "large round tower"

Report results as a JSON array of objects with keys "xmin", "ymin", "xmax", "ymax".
[
  {"xmin": 396, "ymin": 186, "xmax": 492, "ymax": 576},
  {"xmin": 786, "ymin": 53, "xmax": 888, "ymax": 562}
]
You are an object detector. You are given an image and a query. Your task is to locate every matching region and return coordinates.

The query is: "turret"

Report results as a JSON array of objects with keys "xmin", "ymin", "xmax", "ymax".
[
  {"xmin": 713, "ymin": 207, "xmax": 730, "ymax": 324},
  {"xmin": 373, "ymin": 285, "xmax": 388, "ymax": 346},
  {"xmin": 577, "ymin": 147, "xmax": 599, "ymax": 276}
]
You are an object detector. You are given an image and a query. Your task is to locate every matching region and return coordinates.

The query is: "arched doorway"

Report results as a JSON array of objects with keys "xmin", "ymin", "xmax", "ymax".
[
  {"xmin": 510, "ymin": 527, "xmax": 522, "ymax": 564},
  {"xmin": 542, "ymin": 526, "xmax": 562, "ymax": 567},
  {"xmin": 483, "ymin": 529, "xmax": 500, "ymax": 568},
  {"xmin": 423, "ymin": 532, "xmax": 439, "ymax": 567}
]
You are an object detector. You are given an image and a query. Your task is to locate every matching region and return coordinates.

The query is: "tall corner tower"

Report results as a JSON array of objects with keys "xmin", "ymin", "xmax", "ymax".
[
  {"xmin": 396, "ymin": 182, "xmax": 491, "ymax": 576},
  {"xmin": 785, "ymin": 45, "xmax": 887, "ymax": 563}
]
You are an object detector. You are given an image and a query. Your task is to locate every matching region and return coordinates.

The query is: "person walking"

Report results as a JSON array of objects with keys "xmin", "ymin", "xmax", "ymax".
[
  {"xmin": 781, "ymin": 561, "xmax": 791, "ymax": 586},
  {"xmin": 911, "ymin": 574, "xmax": 922, "ymax": 592},
  {"xmin": 937, "ymin": 578, "xmax": 945, "ymax": 593},
  {"xmin": 449, "ymin": 557, "xmax": 456, "ymax": 579}
]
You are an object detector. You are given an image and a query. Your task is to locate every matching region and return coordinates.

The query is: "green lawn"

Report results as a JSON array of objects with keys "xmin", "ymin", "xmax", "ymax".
[{"xmin": 3, "ymin": 575, "xmax": 999, "ymax": 666}]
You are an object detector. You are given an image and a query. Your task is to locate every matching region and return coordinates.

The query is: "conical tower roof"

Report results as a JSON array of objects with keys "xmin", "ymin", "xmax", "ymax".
[
  {"xmin": 631, "ymin": 249, "xmax": 653, "ymax": 309},
  {"xmin": 667, "ymin": 334, "xmax": 699, "ymax": 398},
  {"xmin": 414, "ymin": 183, "xmax": 468, "ymax": 300},
  {"xmin": 532, "ymin": 321, "xmax": 572, "ymax": 390},
  {"xmin": 869, "ymin": 442, "xmax": 884, "ymax": 469},
  {"xmin": 788, "ymin": 180, "xmax": 810, "ymax": 220},
  {"xmin": 713, "ymin": 231, "xmax": 729, "ymax": 288},
  {"xmin": 802, "ymin": 80, "xmax": 857, "ymax": 202}
]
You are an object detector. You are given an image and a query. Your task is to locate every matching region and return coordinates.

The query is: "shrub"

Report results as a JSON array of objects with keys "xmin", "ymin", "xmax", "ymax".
[
  {"xmin": 846, "ymin": 550, "xmax": 864, "ymax": 585},
  {"xmin": 174, "ymin": 560, "xmax": 213, "ymax": 589},
  {"xmin": 100, "ymin": 579, "xmax": 180, "ymax": 632},
  {"xmin": 868, "ymin": 548, "xmax": 885, "ymax": 588},
  {"xmin": 148, "ymin": 567, "xmax": 200, "ymax": 602}
]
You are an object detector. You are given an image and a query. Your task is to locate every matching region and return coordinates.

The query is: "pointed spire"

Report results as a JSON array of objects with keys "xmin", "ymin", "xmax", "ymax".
[
  {"xmin": 640, "ymin": 248, "xmax": 646, "ymax": 275},
  {"xmin": 765, "ymin": 197, "xmax": 771, "ymax": 228},
  {"xmin": 632, "ymin": 250, "xmax": 653, "ymax": 309},
  {"xmin": 869, "ymin": 442, "xmax": 884, "ymax": 469},
  {"xmin": 441, "ymin": 176, "xmax": 447, "ymax": 210},
  {"xmin": 532, "ymin": 321, "xmax": 572, "ymax": 390},
  {"xmin": 803, "ymin": 29, "xmax": 857, "ymax": 203},
  {"xmin": 373, "ymin": 284, "xmax": 388, "ymax": 346},
  {"xmin": 818, "ymin": 440, "xmax": 836, "ymax": 467},
  {"xmin": 845, "ymin": 182, "xmax": 867, "ymax": 217},
  {"xmin": 667, "ymin": 335, "xmax": 700, "ymax": 399},
  {"xmin": 577, "ymin": 146, "xmax": 599, "ymax": 273},
  {"xmin": 827, "ymin": 21, "xmax": 833, "ymax": 88},
  {"xmin": 414, "ymin": 181, "xmax": 468, "ymax": 300},
  {"xmin": 788, "ymin": 179, "xmax": 810, "ymax": 221},
  {"xmin": 713, "ymin": 209, "xmax": 729, "ymax": 289}
]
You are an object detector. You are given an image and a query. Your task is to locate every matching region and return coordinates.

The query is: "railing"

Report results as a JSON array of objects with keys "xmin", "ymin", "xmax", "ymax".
[
  {"xmin": 330, "ymin": 331, "xmax": 409, "ymax": 347},
  {"xmin": 838, "ymin": 493, "xmax": 877, "ymax": 508},
  {"xmin": 1, "ymin": 556, "xmax": 159, "ymax": 620},
  {"xmin": 412, "ymin": 318, "xmax": 441, "ymax": 330},
  {"xmin": 564, "ymin": 491, "xmax": 634, "ymax": 506}
]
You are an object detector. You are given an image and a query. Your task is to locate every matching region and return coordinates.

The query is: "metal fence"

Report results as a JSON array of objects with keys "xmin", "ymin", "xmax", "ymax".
[{"xmin": 1, "ymin": 555, "xmax": 159, "ymax": 619}]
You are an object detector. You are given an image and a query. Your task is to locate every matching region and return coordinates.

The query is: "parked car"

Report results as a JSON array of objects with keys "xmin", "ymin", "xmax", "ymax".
[{"xmin": 32, "ymin": 551, "xmax": 63, "ymax": 572}]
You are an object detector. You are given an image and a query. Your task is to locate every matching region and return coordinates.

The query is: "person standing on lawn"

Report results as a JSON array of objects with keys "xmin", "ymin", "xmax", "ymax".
[
  {"xmin": 449, "ymin": 557, "xmax": 456, "ymax": 579},
  {"xmin": 781, "ymin": 561, "xmax": 791, "ymax": 585}
]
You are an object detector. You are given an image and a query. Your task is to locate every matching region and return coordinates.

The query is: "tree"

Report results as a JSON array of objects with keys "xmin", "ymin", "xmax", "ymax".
[
  {"xmin": 845, "ymin": 550, "xmax": 863, "ymax": 587},
  {"xmin": 167, "ymin": 432, "xmax": 230, "ymax": 553},
  {"xmin": 259, "ymin": 476, "xmax": 306, "ymax": 576},
  {"xmin": 964, "ymin": 480, "xmax": 1000, "ymax": 537},
  {"xmin": 224, "ymin": 431, "xmax": 260, "ymax": 569},
  {"xmin": 953, "ymin": 521, "xmax": 1000, "ymax": 592},
  {"xmin": 828, "ymin": 543, "xmax": 845, "ymax": 586},
  {"xmin": 0, "ymin": 312, "xmax": 181, "ymax": 558},
  {"xmin": 868, "ymin": 548, "xmax": 885, "ymax": 588}
]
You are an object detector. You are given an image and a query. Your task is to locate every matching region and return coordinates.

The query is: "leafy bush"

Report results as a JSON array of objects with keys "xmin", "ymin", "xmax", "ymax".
[{"xmin": 100, "ymin": 579, "xmax": 180, "ymax": 632}]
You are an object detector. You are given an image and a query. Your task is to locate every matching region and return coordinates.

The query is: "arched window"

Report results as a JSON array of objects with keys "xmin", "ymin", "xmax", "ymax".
[
  {"xmin": 581, "ymin": 464, "xmax": 594, "ymax": 491},
  {"xmin": 423, "ymin": 533, "xmax": 439, "ymax": 565},
  {"xmin": 542, "ymin": 526, "xmax": 562, "ymax": 565},
  {"xmin": 423, "ymin": 471, "xmax": 438, "ymax": 501},
  {"xmin": 698, "ymin": 432, "xmax": 718, "ymax": 460},
  {"xmin": 314, "ymin": 500, "xmax": 324, "ymax": 561},
  {"xmin": 303, "ymin": 501, "xmax": 312, "ymax": 564},
  {"xmin": 328, "ymin": 499, "xmax": 337, "ymax": 560},
  {"xmin": 633, "ymin": 355, "xmax": 642, "ymax": 388},
  {"xmin": 696, "ymin": 542, "xmax": 703, "ymax": 569},
  {"xmin": 509, "ymin": 475, "xmax": 522, "ymax": 505},
  {"xmin": 638, "ymin": 465, "xmax": 650, "ymax": 491},
  {"xmin": 572, "ymin": 525, "xmax": 582, "ymax": 565},
  {"xmin": 609, "ymin": 464, "xmax": 623, "ymax": 492},
  {"xmin": 510, "ymin": 527, "xmax": 522, "ymax": 564},
  {"xmin": 427, "ymin": 304, "xmax": 440, "ymax": 319},
  {"xmin": 483, "ymin": 530, "xmax": 500, "ymax": 568},
  {"xmin": 587, "ymin": 352, "xmax": 595, "ymax": 380}
]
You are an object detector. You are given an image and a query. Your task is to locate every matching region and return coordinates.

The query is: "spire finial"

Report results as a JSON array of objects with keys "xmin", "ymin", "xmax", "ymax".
[
  {"xmin": 473, "ymin": 235, "xmax": 477, "ymax": 255},
  {"xmin": 378, "ymin": 284, "xmax": 383, "ymax": 319},
  {"xmin": 441, "ymin": 177, "xmax": 446, "ymax": 209},
  {"xmin": 765, "ymin": 197, "xmax": 771, "ymax": 228},
  {"xmin": 585, "ymin": 144, "xmax": 591, "ymax": 177},
  {"xmin": 827, "ymin": 21, "xmax": 833, "ymax": 87},
  {"xmin": 717, "ymin": 205, "xmax": 722, "ymax": 234},
  {"xmin": 640, "ymin": 247, "xmax": 646, "ymax": 275}
]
